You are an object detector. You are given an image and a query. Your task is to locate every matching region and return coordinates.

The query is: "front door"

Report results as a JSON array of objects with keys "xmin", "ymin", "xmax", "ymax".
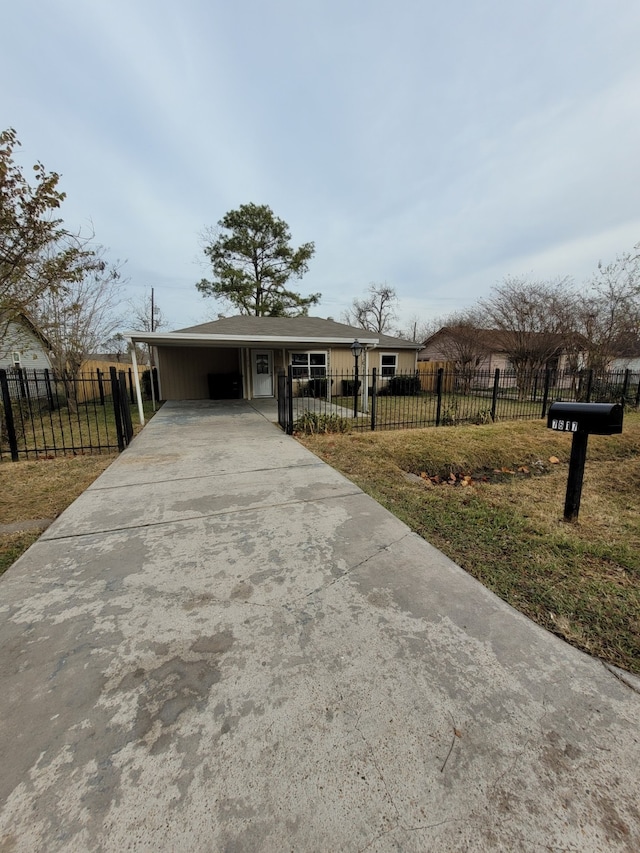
[{"xmin": 252, "ymin": 350, "xmax": 273, "ymax": 397}]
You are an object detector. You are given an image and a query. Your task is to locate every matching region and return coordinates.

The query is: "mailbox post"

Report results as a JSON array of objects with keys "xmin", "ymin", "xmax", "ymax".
[{"xmin": 547, "ymin": 402, "xmax": 623, "ymax": 522}]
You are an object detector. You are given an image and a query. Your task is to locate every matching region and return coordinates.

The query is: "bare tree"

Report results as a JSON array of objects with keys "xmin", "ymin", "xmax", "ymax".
[
  {"xmin": 342, "ymin": 283, "xmax": 398, "ymax": 333},
  {"xmin": 429, "ymin": 310, "xmax": 491, "ymax": 391},
  {"xmin": 129, "ymin": 290, "xmax": 166, "ymax": 333},
  {"xmin": 479, "ymin": 276, "xmax": 575, "ymax": 396},
  {"xmin": 102, "ymin": 332, "xmax": 129, "ymax": 362},
  {"xmin": 577, "ymin": 248, "xmax": 640, "ymax": 372},
  {"xmin": 394, "ymin": 314, "xmax": 440, "ymax": 344},
  {"xmin": 34, "ymin": 250, "xmax": 126, "ymax": 409}
]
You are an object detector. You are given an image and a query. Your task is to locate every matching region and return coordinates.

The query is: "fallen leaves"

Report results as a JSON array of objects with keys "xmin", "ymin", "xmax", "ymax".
[
  {"xmin": 416, "ymin": 463, "xmax": 546, "ymax": 487},
  {"xmin": 420, "ymin": 470, "xmax": 487, "ymax": 487}
]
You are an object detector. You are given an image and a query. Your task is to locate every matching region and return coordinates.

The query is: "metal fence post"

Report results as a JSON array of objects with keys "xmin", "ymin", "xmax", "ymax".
[
  {"xmin": 490, "ymin": 368, "xmax": 500, "ymax": 422},
  {"xmin": 0, "ymin": 369, "xmax": 19, "ymax": 461},
  {"xmin": 15, "ymin": 367, "xmax": 26, "ymax": 399},
  {"xmin": 44, "ymin": 368, "xmax": 55, "ymax": 410},
  {"xmin": 621, "ymin": 369, "xmax": 630, "ymax": 406},
  {"xmin": 119, "ymin": 371, "xmax": 134, "ymax": 443},
  {"xmin": 635, "ymin": 374, "xmax": 640, "ymax": 409},
  {"xmin": 585, "ymin": 369, "xmax": 593, "ymax": 403},
  {"xmin": 287, "ymin": 365, "xmax": 294, "ymax": 435},
  {"xmin": 110, "ymin": 367, "xmax": 125, "ymax": 451},
  {"xmin": 97, "ymin": 369, "xmax": 105, "ymax": 406},
  {"xmin": 370, "ymin": 368, "xmax": 377, "ymax": 431},
  {"xmin": 435, "ymin": 368, "xmax": 443, "ymax": 426},
  {"xmin": 541, "ymin": 369, "xmax": 551, "ymax": 418}
]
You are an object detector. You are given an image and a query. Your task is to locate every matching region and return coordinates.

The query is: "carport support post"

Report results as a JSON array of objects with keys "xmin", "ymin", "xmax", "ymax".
[
  {"xmin": 129, "ymin": 343, "xmax": 145, "ymax": 426},
  {"xmin": 563, "ymin": 430, "xmax": 589, "ymax": 522}
]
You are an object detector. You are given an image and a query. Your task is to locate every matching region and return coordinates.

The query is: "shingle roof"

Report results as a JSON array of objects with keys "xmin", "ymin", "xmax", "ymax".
[{"xmin": 174, "ymin": 316, "xmax": 418, "ymax": 348}]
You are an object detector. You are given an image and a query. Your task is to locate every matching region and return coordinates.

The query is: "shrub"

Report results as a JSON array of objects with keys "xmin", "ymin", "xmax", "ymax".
[
  {"xmin": 293, "ymin": 411, "xmax": 351, "ymax": 435},
  {"xmin": 440, "ymin": 402, "xmax": 459, "ymax": 425},
  {"xmin": 341, "ymin": 379, "xmax": 361, "ymax": 396},
  {"xmin": 141, "ymin": 369, "xmax": 159, "ymax": 400},
  {"xmin": 474, "ymin": 408, "xmax": 494, "ymax": 425},
  {"xmin": 387, "ymin": 374, "xmax": 421, "ymax": 396}
]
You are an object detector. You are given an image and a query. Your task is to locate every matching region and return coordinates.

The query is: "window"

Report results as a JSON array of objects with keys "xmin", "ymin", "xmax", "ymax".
[
  {"xmin": 12, "ymin": 351, "xmax": 21, "ymax": 366},
  {"xmin": 380, "ymin": 353, "xmax": 397, "ymax": 377},
  {"xmin": 291, "ymin": 352, "xmax": 327, "ymax": 379},
  {"xmin": 256, "ymin": 354, "xmax": 270, "ymax": 375}
]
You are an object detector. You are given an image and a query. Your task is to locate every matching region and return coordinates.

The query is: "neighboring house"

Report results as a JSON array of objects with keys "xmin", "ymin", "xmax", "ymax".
[
  {"xmin": 419, "ymin": 327, "xmax": 578, "ymax": 374},
  {"xmin": 126, "ymin": 316, "xmax": 420, "ymax": 401},
  {"xmin": 0, "ymin": 314, "xmax": 52, "ymax": 373},
  {"xmin": 610, "ymin": 336, "xmax": 640, "ymax": 372}
]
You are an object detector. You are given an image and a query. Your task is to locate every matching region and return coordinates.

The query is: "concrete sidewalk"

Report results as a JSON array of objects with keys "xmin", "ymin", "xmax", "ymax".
[{"xmin": 1, "ymin": 400, "xmax": 639, "ymax": 852}]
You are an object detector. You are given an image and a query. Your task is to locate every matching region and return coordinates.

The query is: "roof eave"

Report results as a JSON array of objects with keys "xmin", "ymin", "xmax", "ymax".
[{"xmin": 123, "ymin": 332, "xmax": 384, "ymax": 348}]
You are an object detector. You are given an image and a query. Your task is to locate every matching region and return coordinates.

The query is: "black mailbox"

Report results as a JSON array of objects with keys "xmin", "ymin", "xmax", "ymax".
[
  {"xmin": 547, "ymin": 401, "xmax": 624, "ymax": 522},
  {"xmin": 547, "ymin": 401, "xmax": 623, "ymax": 435}
]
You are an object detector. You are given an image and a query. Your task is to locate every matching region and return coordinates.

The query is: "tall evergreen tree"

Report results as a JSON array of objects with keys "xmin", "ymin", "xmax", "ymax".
[{"xmin": 197, "ymin": 203, "xmax": 318, "ymax": 316}]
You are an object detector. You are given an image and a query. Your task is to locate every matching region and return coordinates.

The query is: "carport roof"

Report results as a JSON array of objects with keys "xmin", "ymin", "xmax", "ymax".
[{"xmin": 125, "ymin": 315, "xmax": 420, "ymax": 349}]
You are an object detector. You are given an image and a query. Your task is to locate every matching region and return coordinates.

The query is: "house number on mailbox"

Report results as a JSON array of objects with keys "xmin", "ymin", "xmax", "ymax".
[{"xmin": 550, "ymin": 419, "xmax": 579, "ymax": 432}]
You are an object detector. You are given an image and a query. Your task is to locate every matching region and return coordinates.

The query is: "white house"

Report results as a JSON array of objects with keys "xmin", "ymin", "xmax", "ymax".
[{"xmin": 0, "ymin": 314, "xmax": 52, "ymax": 373}]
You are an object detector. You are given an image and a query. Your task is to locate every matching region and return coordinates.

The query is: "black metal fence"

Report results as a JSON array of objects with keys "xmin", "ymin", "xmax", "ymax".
[
  {"xmin": 0, "ymin": 367, "xmax": 139, "ymax": 461},
  {"xmin": 280, "ymin": 366, "xmax": 640, "ymax": 434}
]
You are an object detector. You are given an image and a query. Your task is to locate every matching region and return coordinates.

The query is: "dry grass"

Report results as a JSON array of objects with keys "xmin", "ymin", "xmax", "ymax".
[
  {"xmin": 299, "ymin": 413, "xmax": 640, "ymax": 674},
  {"xmin": 0, "ymin": 453, "xmax": 116, "ymax": 575}
]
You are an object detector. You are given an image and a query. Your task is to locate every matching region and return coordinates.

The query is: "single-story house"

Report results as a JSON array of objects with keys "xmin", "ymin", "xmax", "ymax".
[
  {"xmin": 125, "ymin": 316, "xmax": 420, "ymax": 409},
  {"xmin": 419, "ymin": 326, "xmax": 578, "ymax": 373},
  {"xmin": 0, "ymin": 313, "xmax": 52, "ymax": 373}
]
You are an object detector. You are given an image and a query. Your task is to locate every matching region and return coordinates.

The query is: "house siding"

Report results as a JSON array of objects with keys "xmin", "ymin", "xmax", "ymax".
[
  {"xmin": 158, "ymin": 346, "xmax": 240, "ymax": 399},
  {"xmin": 0, "ymin": 320, "xmax": 52, "ymax": 372}
]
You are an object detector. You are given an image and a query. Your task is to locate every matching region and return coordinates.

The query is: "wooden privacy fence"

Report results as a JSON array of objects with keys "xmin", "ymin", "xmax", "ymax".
[
  {"xmin": 76, "ymin": 363, "xmax": 144, "ymax": 404},
  {"xmin": 417, "ymin": 361, "xmax": 454, "ymax": 392}
]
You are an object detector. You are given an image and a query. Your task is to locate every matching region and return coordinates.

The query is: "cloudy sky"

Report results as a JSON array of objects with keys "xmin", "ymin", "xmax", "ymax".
[{"xmin": 4, "ymin": 0, "xmax": 640, "ymax": 333}]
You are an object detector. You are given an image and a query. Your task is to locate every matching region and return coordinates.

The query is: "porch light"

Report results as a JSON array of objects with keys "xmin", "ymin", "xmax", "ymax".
[{"xmin": 351, "ymin": 339, "xmax": 363, "ymax": 418}]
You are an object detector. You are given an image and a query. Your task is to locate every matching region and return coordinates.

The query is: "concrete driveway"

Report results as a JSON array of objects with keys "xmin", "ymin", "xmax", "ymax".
[{"xmin": 1, "ymin": 400, "xmax": 639, "ymax": 852}]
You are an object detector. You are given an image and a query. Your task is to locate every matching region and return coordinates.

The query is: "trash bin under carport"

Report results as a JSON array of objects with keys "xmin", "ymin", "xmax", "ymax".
[{"xmin": 208, "ymin": 372, "xmax": 243, "ymax": 400}]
